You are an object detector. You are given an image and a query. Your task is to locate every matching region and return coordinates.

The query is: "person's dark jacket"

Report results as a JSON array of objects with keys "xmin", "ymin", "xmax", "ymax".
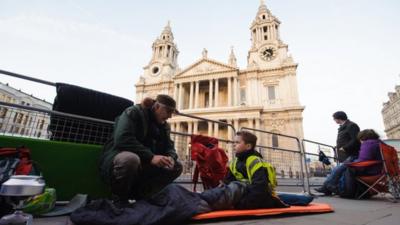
[
  {"xmin": 336, "ymin": 120, "xmax": 361, "ymax": 162},
  {"xmin": 99, "ymin": 104, "xmax": 178, "ymax": 183},
  {"xmin": 223, "ymin": 149, "xmax": 286, "ymax": 209}
]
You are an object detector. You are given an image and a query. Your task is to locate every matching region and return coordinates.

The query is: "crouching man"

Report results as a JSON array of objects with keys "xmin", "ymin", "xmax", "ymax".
[{"xmin": 99, "ymin": 95, "xmax": 182, "ymax": 205}]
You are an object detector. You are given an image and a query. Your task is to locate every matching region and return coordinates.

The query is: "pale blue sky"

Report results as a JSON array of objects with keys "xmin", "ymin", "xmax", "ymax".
[{"xmin": 1, "ymin": 0, "xmax": 399, "ymax": 145}]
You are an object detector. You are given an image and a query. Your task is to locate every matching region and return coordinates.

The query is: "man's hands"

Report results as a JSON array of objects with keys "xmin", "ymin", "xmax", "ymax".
[{"xmin": 151, "ymin": 155, "xmax": 175, "ymax": 170}]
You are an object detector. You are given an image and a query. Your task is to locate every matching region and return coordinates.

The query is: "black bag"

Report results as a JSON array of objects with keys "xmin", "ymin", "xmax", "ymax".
[{"xmin": 338, "ymin": 167, "xmax": 370, "ymax": 199}]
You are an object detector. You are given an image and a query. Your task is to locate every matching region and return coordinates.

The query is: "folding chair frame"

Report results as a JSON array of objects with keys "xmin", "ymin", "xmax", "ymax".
[{"xmin": 348, "ymin": 143, "xmax": 400, "ymax": 202}]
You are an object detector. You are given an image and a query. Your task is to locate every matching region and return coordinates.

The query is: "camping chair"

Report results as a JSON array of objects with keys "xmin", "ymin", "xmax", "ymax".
[{"xmin": 347, "ymin": 142, "xmax": 400, "ymax": 202}]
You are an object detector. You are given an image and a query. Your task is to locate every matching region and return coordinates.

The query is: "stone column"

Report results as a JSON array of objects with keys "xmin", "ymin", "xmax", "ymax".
[
  {"xmin": 215, "ymin": 78, "xmax": 219, "ymax": 107},
  {"xmin": 227, "ymin": 119, "xmax": 233, "ymax": 140},
  {"xmin": 268, "ymin": 26, "xmax": 273, "ymax": 40},
  {"xmin": 233, "ymin": 77, "xmax": 238, "ymax": 106},
  {"xmin": 234, "ymin": 119, "xmax": 239, "ymax": 133},
  {"xmin": 188, "ymin": 121, "xmax": 193, "ymax": 134},
  {"xmin": 187, "ymin": 121, "xmax": 193, "ymax": 156},
  {"xmin": 227, "ymin": 77, "xmax": 232, "ymax": 106},
  {"xmin": 250, "ymin": 79, "xmax": 256, "ymax": 105},
  {"xmin": 193, "ymin": 121, "xmax": 198, "ymax": 134},
  {"xmin": 178, "ymin": 83, "xmax": 184, "ymax": 110},
  {"xmin": 174, "ymin": 122, "xmax": 180, "ymax": 146},
  {"xmin": 189, "ymin": 81, "xmax": 194, "ymax": 109},
  {"xmin": 208, "ymin": 122, "xmax": 212, "ymax": 136},
  {"xmin": 227, "ymin": 119, "xmax": 233, "ymax": 156},
  {"xmin": 209, "ymin": 80, "xmax": 213, "ymax": 107},
  {"xmin": 194, "ymin": 81, "xmax": 200, "ymax": 108},
  {"xmin": 214, "ymin": 123, "xmax": 219, "ymax": 137},
  {"xmin": 259, "ymin": 27, "xmax": 263, "ymax": 42},
  {"xmin": 173, "ymin": 84, "xmax": 178, "ymax": 101},
  {"xmin": 255, "ymin": 118, "xmax": 261, "ymax": 140}
]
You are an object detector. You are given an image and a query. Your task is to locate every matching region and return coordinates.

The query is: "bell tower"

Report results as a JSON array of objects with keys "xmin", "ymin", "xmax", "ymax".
[
  {"xmin": 142, "ymin": 21, "xmax": 179, "ymax": 83},
  {"xmin": 247, "ymin": 0, "xmax": 290, "ymax": 69}
]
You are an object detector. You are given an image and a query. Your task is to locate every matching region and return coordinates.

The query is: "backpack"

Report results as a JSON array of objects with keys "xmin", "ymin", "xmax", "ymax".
[
  {"xmin": 0, "ymin": 146, "xmax": 39, "ymax": 184},
  {"xmin": 191, "ymin": 135, "xmax": 228, "ymax": 192},
  {"xmin": 0, "ymin": 146, "xmax": 40, "ymax": 217}
]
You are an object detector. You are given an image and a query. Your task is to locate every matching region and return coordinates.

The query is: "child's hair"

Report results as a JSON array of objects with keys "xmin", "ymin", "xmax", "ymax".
[
  {"xmin": 236, "ymin": 131, "xmax": 257, "ymax": 149},
  {"xmin": 357, "ymin": 129, "xmax": 380, "ymax": 141}
]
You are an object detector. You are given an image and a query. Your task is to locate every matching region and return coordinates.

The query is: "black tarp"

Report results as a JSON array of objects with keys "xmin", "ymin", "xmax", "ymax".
[
  {"xmin": 70, "ymin": 184, "xmax": 201, "ymax": 225},
  {"xmin": 49, "ymin": 83, "xmax": 133, "ymax": 145}
]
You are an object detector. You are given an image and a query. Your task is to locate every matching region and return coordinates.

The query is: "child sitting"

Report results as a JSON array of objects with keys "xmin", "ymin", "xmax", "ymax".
[{"xmin": 200, "ymin": 131, "xmax": 287, "ymax": 210}]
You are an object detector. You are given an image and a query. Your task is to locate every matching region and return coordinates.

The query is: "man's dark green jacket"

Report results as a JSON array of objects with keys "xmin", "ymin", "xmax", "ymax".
[{"xmin": 99, "ymin": 104, "xmax": 178, "ymax": 182}]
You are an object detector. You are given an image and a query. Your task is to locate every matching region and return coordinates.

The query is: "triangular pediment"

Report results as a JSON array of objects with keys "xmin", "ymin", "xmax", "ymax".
[{"xmin": 174, "ymin": 58, "xmax": 237, "ymax": 79}]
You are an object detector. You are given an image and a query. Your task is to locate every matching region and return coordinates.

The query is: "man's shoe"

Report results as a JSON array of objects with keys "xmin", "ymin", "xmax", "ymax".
[{"xmin": 314, "ymin": 187, "xmax": 332, "ymax": 196}]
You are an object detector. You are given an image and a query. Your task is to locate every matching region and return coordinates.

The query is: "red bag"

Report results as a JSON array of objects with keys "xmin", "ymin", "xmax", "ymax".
[
  {"xmin": 0, "ymin": 146, "xmax": 36, "ymax": 184},
  {"xmin": 191, "ymin": 135, "xmax": 228, "ymax": 191}
]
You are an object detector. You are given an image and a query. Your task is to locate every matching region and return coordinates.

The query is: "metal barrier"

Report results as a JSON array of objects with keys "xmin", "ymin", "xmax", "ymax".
[
  {"xmin": 0, "ymin": 101, "xmax": 235, "ymax": 192},
  {"xmin": 301, "ymin": 139, "xmax": 337, "ymax": 194},
  {"xmin": 2, "ymin": 68, "xmax": 346, "ymax": 194},
  {"xmin": 240, "ymin": 127, "xmax": 307, "ymax": 193},
  {"xmin": 2, "ymin": 98, "xmax": 344, "ymax": 194},
  {"xmin": 0, "ymin": 101, "xmax": 114, "ymax": 145}
]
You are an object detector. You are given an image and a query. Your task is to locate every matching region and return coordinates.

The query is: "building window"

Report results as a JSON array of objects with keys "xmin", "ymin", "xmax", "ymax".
[
  {"xmin": 39, "ymin": 119, "xmax": 45, "ymax": 129},
  {"xmin": 16, "ymin": 113, "xmax": 23, "ymax": 124},
  {"xmin": 272, "ymin": 134, "xmax": 279, "ymax": 147},
  {"xmin": 167, "ymin": 45, "xmax": 171, "ymax": 57},
  {"xmin": 263, "ymin": 26, "xmax": 268, "ymax": 32},
  {"xmin": 158, "ymin": 46, "xmax": 163, "ymax": 58},
  {"xmin": 23, "ymin": 115, "xmax": 29, "ymax": 125},
  {"xmin": 240, "ymin": 88, "xmax": 246, "ymax": 103},
  {"xmin": 0, "ymin": 107, "xmax": 7, "ymax": 118},
  {"xmin": 268, "ymin": 86, "xmax": 276, "ymax": 100}
]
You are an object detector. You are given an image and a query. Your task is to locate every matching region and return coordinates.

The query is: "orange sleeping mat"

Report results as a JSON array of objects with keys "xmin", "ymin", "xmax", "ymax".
[{"xmin": 192, "ymin": 203, "xmax": 334, "ymax": 220}]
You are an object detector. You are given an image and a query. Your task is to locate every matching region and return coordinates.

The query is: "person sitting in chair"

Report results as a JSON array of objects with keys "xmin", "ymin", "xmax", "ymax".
[{"xmin": 315, "ymin": 129, "xmax": 382, "ymax": 195}]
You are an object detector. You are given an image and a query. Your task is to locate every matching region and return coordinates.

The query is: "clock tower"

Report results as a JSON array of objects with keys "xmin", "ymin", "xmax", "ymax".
[
  {"xmin": 247, "ymin": 0, "xmax": 291, "ymax": 69},
  {"xmin": 135, "ymin": 21, "xmax": 179, "ymax": 101},
  {"xmin": 142, "ymin": 21, "xmax": 179, "ymax": 83}
]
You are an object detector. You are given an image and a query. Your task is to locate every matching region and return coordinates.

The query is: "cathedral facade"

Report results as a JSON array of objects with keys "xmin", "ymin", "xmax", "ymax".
[{"xmin": 135, "ymin": 2, "xmax": 305, "ymax": 176}]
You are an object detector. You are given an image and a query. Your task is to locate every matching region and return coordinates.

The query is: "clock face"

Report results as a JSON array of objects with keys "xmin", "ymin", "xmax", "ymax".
[
  {"xmin": 259, "ymin": 46, "xmax": 276, "ymax": 61},
  {"xmin": 151, "ymin": 65, "xmax": 160, "ymax": 76}
]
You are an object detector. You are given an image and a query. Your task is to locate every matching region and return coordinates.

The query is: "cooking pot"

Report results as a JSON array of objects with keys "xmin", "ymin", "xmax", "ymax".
[{"xmin": 0, "ymin": 175, "xmax": 45, "ymax": 197}]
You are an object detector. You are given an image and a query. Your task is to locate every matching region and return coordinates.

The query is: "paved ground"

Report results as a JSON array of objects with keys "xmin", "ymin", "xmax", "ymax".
[{"xmin": 33, "ymin": 194, "xmax": 400, "ymax": 225}]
